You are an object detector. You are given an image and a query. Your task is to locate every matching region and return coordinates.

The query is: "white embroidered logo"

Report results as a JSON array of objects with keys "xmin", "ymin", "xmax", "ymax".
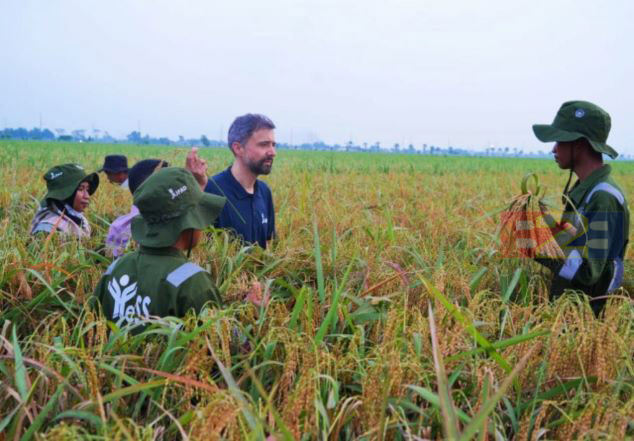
[
  {"xmin": 168, "ymin": 185, "xmax": 187, "ymax": 200},
  {"xmin": 261, "ymin": 213, "xmax": 268, "ymax": 225},
  {"xmin": 49, "ymin": 171, "xmax": 63, "ymax": 180},
  {"xmin": 107, "ymin": 274, "xmax": 151, "ymax": 325},
  {"xmin": 575, "ymin": 109, "xmax": 585, "ymax": 118}
]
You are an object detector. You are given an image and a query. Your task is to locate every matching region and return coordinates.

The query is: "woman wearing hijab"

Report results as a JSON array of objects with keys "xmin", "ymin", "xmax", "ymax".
[{"xmin": 30, "ymin": 163, "xmax": 99, "ymax": 238}]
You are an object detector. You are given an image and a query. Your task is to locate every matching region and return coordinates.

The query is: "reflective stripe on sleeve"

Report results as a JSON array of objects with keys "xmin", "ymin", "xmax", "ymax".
[
  {"xmin": 166, "ymin": 262, "xmax": 205, "ymax": 288},
  {"xmin": 32, "ymin": 223, "xmax": 54, "ymax": 234},
  {"xmin": 585, "ymin": 183, "xmax": 625, "ymax": 206},
  {"xmin": 558, "ymin": 249, "xmax": 583, "ymax": 281},
  {"xmin": 607, "ymin": 258, "xmax": 624, "ymax": 293}
]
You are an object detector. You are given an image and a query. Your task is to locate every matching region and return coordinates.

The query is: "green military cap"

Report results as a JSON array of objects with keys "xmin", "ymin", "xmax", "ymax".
[
  {"xmin": 532, "ymin": 100, "xmax": 618, "ymax": 159},
  {"xmin": 43, "ymin": 163, "xmax": 99, "ymax": 203},
  {"xmin": 131, "ymin": 167, "xmax": 226, "ymax": 247}
]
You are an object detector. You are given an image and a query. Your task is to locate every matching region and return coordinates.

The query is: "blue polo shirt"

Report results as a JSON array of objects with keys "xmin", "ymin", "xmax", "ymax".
[{"xmin": 204, "ymin": 167, "xmax": 275, "ymax": 249}]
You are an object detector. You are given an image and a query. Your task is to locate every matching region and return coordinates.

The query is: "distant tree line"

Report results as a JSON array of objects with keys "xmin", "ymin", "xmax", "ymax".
[
  {"xmin": 1, "ymin": 127, "xmax": 57, "ymax": 141},
  {"xmin": 1, "ymin": 126, "xmax": 631, "ymax": 159},
  {"xmin": 0, "ymin": 127, "xmax": 216, "ymax": 147}
]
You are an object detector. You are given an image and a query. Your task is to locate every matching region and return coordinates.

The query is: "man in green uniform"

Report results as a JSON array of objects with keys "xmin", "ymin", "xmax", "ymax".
[
  {"xmin": 93, "ymin": 167, "xmax": 226, "ymax": 328},
  {"xmin": 532, "ymin": 100, "xmax": 630, "ymax": 315}
]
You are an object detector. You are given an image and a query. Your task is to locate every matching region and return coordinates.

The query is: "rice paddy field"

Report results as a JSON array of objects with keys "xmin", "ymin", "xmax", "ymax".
[{"xmin": 0, "ymin": 140, "xmax": 633, "ymax": 440}]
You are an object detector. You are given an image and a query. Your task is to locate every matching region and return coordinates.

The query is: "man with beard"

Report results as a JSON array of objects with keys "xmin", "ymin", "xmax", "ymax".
[{"xmin": 187, "ymin": 113, "xmax": 276, "ymax": 249}]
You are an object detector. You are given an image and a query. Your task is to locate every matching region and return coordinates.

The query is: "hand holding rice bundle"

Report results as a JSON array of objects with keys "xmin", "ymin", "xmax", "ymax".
[{"xmin": 499, "ymin": 173, "xmax": 567, "ymax": 259}]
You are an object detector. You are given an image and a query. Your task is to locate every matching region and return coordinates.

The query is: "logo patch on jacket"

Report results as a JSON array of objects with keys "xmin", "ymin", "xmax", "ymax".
[{"xmin": 108, "ymin": 274, "xmax": 151, "ymax": 325}]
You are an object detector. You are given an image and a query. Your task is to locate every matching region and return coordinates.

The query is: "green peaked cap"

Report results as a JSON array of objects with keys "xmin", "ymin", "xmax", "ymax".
[
  {"xmin": 532, "ymin": 100, "xmax": 618, "ymax": 159},
  {"xmin": 131, "ymin": 167, "xmax": 226, "ymax": 247},
  {"xmin": 43, "ymin": 163, "xmax": 99, "ymax": 203}
]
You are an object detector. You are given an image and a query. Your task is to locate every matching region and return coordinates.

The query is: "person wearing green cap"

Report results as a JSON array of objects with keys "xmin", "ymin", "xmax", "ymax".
[
  {"xmin": 104, "ymin": 158, "xmax": 169, "ymax": 257},
  {"xmin": 532, "ymin": 100, "xmax": 629, "ymax": 315},
  {"xmin": 30, "ymin": 163, "xmax": 99, "ymax": 238},
  {"xmin": 92, "ymin": 167, "xmax": 227, "ymax": 329}
]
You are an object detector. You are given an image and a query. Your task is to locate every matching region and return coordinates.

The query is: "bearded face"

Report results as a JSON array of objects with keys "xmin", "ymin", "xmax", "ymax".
[
  {"xmin": 245, "ymin": 154, "xmax": 274, "ymax": 175},
  {"xmin": 237, "ymin": 128, "xmax": 276, "ymax": 176}
]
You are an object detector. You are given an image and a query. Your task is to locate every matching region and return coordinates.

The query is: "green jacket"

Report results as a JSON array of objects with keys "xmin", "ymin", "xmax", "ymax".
[
  {"xmin": 547, "ymin": 165, "xmax": 629, "ymax": 312},
  {"xmin": 93, "ymin": 246, "xmax": 222, "ymax": 329}
]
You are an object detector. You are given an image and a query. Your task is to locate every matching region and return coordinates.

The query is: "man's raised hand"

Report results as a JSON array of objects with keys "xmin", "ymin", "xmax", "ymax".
[{"xmin": 185, "ymin": 147, "xmax": 208, "ymax": 190}]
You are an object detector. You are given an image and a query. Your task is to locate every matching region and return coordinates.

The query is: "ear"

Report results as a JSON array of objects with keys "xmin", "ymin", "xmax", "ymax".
[
  {"xmin": 574, "ymin": 139, "xmax": 591, "ymax": 157},
  {"xmin": 230, "ymin": 141, "xmax": 242, "ymax": 157}
]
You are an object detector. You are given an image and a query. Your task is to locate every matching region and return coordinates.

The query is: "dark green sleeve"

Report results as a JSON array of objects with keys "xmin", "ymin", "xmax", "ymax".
[{"xmin": 176, "ymin": 272, "xmax": 223, "ymax": 317}]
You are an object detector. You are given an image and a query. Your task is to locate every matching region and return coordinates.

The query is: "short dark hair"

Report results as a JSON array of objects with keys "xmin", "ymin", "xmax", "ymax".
[
  {"xmin": 227, "ymin": 114, "xmax": 275, "ymax": 153},
  {"xmin": 129, "ymin": 159, "xmax": 169, "ymax": 194}
]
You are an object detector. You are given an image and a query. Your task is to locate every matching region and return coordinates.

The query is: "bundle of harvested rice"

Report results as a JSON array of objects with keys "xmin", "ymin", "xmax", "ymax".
[{"xmin": 499, "ymin": 173, "xmax": 565, "ymax": 259}]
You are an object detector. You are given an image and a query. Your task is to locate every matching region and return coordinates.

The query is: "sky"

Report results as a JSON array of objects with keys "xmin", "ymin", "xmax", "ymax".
[{"xmin": 1, "ymin": 0, "xmax": 633, "ymax": 154}]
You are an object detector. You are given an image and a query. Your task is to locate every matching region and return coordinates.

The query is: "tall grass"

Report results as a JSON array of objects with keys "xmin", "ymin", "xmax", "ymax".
[{"xmin": 0, "ymin": 140, "xmax": 633, "ymax": 440}]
